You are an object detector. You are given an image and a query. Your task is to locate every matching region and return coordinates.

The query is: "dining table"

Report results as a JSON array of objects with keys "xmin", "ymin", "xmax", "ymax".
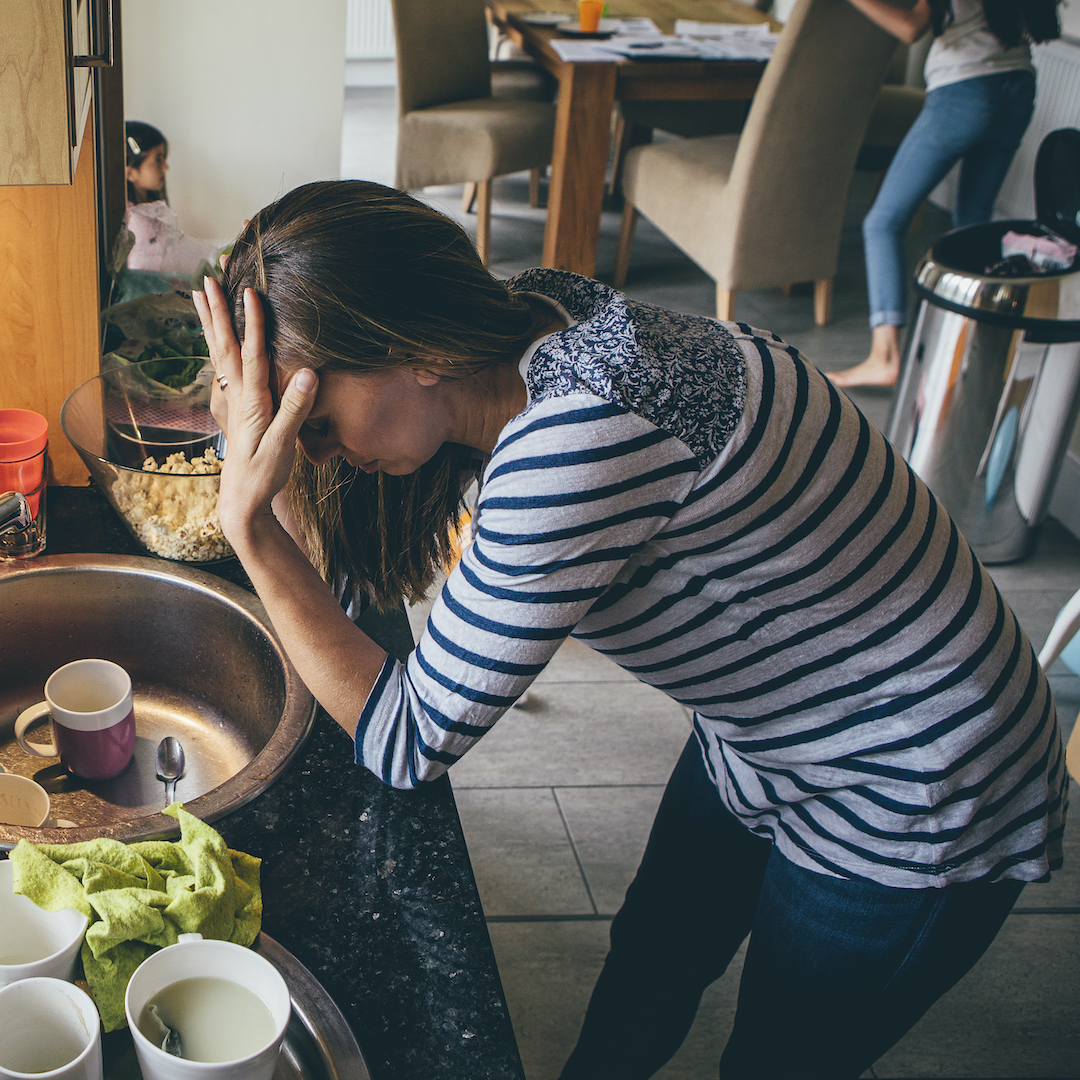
[{"xmin": 488, "ymin": 0, "xmax": 780, "ymax": 277}]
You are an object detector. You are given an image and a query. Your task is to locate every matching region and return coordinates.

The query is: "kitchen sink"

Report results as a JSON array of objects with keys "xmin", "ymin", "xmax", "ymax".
[{"xmin": 0, "ymin": 554, "xmax": 316, "ymax": 848}]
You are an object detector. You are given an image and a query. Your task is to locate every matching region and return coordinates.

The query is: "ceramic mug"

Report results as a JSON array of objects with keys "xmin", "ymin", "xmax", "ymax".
[
  {"xmin": 15, "ymin": 659, "xmax": 136, "ymax": 780},
  {"xmin": 125, "ymin": 934, "xmax": 291, "ymax": 1080},
  {"xmin": 0, "ymin": 770, "xmax": 50, "ymax": 827},
  {"xmin": 0, "ymin": 977, "xmax": 103, "ymax": 1080},
  {"xmin": 0, "ymin": 862, "xmax": 88, "ymax": 987}
]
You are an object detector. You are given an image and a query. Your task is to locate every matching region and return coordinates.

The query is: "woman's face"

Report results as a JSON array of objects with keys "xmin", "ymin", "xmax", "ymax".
[
  {"xmin": 290, "ymin": 366, "xmax": 456, "ymax": 476},
  {"xmin": 126, "ymin": 144, "xmax": 168, "ymax": 199}
]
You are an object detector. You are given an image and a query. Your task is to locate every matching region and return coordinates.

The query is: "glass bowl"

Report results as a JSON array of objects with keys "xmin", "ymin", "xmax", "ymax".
[{"xmin": 61, "ymin": 358, "xmax": 233, "ymax": 564}]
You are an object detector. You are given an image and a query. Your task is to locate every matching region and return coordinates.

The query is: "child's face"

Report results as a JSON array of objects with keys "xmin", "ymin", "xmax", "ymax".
[{"xmin": 126, "ymin": 143, "xmax": 168, "ymax": 199}]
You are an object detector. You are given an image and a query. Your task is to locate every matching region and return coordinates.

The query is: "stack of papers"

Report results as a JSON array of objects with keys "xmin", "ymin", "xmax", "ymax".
[
  {"xmin": 547, "ymin": 18, "xmax": 780, "ymax": 63},
  {"xmin": 674, "ymin": 19, "xmax": 781, "ymax": 60}
]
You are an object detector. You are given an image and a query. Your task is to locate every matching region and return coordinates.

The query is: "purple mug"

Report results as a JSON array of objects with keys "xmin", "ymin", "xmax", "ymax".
[{"xmin": 15, "ymin": 659, "xmax": 135, "ymax": 780}]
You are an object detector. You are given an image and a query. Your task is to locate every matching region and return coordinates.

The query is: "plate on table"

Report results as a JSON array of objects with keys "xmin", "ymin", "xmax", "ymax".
[
  {"xmin": 519, "ymin": 11, "xmax": 571, "ymax": 24},
  {"xmin": 101, "ymin": 934, "xmax": 372, "ymax": 1080},
  {"xmin": 558, "ymin": 26, "xmax": 616, "ymax": 38}
]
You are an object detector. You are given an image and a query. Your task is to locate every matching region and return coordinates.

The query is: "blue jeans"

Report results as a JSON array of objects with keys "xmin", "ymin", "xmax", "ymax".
[
  {"xmin": 864, "ymin": 69, "xmax": 1036, "ymax": 328},
  {"xmin": 559, "ymin": 737, "xmax": 1024, "ymax": 1080}
]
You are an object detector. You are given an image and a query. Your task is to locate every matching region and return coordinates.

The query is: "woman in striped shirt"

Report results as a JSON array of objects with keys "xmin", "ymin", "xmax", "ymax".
[{"xmin": 194, "ymin": 180, "xmax": 1066, "ymax": 1079}]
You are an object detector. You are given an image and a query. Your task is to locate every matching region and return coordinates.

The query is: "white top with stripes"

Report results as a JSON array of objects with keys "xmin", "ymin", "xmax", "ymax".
[{"xmin": 354, "ymin": 269, "xmax": 1067, "ymax": 889}]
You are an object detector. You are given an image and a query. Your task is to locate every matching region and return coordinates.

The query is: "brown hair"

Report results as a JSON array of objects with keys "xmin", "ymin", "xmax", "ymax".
[
  {"xmin": 928, "ymin": 0, "xmax": 1060, "ymax": 45},
  {"xmin": 222, "ymin": 180, "xmax": 547, "ymax": 609}
]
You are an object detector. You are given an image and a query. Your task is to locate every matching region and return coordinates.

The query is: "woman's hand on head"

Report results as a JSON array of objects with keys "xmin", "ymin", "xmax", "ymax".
[{"xmin": 192, "ymin": 277, "xmax": 319, "ymax": 547}]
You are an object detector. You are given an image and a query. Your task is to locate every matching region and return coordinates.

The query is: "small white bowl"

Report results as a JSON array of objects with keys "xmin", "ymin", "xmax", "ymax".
[{"xmin": 0, "ymin": 861, "xmax": 89, "ymax": 988}]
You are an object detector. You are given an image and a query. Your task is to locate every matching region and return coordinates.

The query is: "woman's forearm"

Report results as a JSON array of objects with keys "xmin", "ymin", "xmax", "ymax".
[
  {"xmin": 229, "ymin": 511, "xmax": 388, "ymax": 740},
  {"xmin": 844, "ymin": 0, "xmax": 931, "ymax": 43}
]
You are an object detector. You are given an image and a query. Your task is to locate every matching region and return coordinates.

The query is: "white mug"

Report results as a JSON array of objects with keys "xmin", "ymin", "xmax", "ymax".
[
  {"xmin": 15, "ymin": 659, "xmax": 135, "ymax": 780},
  {"xmin": 0, "ymin": 770, "xmax": 50, "ymax": 827},
  {"xmin": 0, "ymin": 977, "xmax": 103, "ymax": 1080},
  {"xmin": 0, "ymin": 861, "xmax": 88, "ymax": 988},
  {"xmin": 125, "ymin": 934, "xmax": 291, "ymax": 1080}
]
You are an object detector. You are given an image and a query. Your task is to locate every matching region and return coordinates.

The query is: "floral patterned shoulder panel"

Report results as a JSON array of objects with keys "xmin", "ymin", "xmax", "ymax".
[{"xmin": 506, "ymin": 268, "xmax": 747, "ymax": 471}]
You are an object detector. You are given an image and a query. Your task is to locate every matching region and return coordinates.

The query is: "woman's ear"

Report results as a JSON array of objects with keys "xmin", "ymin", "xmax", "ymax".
[
  {"xmin": 125, "ymin": 164, "xmax": 139, "ymax": 183},
  {"xmin": 412, "ymin": 357, "xmax": 451, "ymax": 387}
]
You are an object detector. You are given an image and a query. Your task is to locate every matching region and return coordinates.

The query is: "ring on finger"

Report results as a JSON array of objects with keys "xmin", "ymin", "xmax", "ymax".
[{"xmin": 218, "ymin": 375, "xmax": 229, "ymax": 390}]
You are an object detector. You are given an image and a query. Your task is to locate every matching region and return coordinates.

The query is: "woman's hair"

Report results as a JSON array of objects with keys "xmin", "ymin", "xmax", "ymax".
[
  {"xmin": 222, "ymin": 180, "xmax": 549, "ymax": 610},
  {"xmin": 125, "ymin": 121, "xmax": 168, "ymax": 204},
  {"xmin": 928, "ymin": 0, "xmax": 1060, "ymax": 45}
]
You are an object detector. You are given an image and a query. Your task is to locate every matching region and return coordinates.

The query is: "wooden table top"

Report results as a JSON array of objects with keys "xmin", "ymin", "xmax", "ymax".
[{"xmin": 491, "ymin": 0, "xmax": 780, "ymax": 37}]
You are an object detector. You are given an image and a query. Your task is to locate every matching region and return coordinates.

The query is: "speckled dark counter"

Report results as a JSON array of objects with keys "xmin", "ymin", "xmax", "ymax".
[{"xmin": 45, "ymin": 485, "xmax": 526, "ymax": 1080}]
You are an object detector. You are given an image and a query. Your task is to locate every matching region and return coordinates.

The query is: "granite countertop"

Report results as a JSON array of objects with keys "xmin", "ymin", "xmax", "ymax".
[{"xmin": 45, "ymin": 485, "xmax": 525, "ymax": 1080}]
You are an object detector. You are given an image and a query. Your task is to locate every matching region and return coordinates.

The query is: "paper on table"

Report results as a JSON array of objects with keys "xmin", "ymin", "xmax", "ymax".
[
  {"xmin": 604, "ymin": 17, "xmax": 661, "ymax": 35},
  {"xmin": 674, "ymin": 19, "xmax": 780, "ymax": 59},
  {"xmin": 674, "ymin": 19, "xmax": 774, "ymax": 36},
  {"xmin": 549, "ymin": 38, "xmax": 621, "ymax": 61},
  {"xmin": 595, "ymin": 35, "xmax": 714, "ymax": 59}
]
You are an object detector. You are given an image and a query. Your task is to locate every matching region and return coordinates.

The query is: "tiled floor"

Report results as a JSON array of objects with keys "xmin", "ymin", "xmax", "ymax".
[{"xmin": 342, "ymin": 87, "xmax": 1080, "ymax": 1079}]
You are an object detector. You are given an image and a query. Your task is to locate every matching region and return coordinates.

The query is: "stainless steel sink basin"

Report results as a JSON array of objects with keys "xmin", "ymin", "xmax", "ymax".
[{"xmin": 0, "ymin": 554, "xmax": 316, "ymax": 848}]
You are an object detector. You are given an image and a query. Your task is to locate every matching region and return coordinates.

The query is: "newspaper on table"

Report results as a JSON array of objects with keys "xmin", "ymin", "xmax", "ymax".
[{"xmin": 674, "ymin": 19, "xmax": 781, "ymax": 60}]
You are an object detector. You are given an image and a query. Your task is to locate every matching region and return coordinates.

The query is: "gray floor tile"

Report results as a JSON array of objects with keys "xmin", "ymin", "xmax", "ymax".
[
  {"xmin": 487, "ymin": 920, "xmax": 750, "ymax": 1080},
  {"xmin": 1018, "ymin": 778, "xmax": 1080, "ymax": 912},
  {"xmin": 487, "ymin": 920, "xmax": 610, "ymax": 1080},
  {"xmin": 533, "ymin": 636, "xmax": 638, "ymax": 685},
  {"xmin": 555, "ymin": 786, "xmax": 666, "ymax": 914},
  {"xmin": 998, "ymin": 588, "xmax": 1080, "ymax": 654},
  {"xmin": 454, "ymin": 788, "xmax": 593, "ymax": 917},
  {"xmin": 449, "ymin": 681, "xmax": 691, "ymax": 788},
  {"xmin": 871, "ymin": 912, "xmax": 1080, "ymax": 1077}
]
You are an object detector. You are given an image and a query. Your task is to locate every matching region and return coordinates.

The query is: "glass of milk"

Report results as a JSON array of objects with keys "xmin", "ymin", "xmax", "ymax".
[{"xmin": 124, "ymin": 934, "xmax": 291, "ymax": 1080}]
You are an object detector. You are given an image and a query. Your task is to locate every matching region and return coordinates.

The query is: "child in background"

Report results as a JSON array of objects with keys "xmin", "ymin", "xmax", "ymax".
[
  {"xmin": 117, "ymin": 121, "xmax": 220, "ymax": 295},
  {"xmin": 125, "ymin": 121, "xmax": 169, "ymax": 205}
]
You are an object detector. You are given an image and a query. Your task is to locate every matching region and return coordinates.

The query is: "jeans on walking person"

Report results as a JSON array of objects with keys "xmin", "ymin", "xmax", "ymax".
[
  {"xmin": 559, "ymin": 737, "xmax": 1025, "ymax": 1080},
  {"xmin": 864, "ymin": 68, "xmax": 1037, "ymax": 330}
]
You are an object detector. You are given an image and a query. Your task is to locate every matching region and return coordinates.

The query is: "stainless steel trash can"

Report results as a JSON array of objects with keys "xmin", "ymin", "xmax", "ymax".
[{"xmin": 886, "ymin": 129, "xmax": 1080, "ymax": 563}]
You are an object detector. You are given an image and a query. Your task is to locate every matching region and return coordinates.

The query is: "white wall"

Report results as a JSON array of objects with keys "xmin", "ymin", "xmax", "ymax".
[{"xmin": 124, "ymin": 0, "xmax": 347, "ymax": 243}]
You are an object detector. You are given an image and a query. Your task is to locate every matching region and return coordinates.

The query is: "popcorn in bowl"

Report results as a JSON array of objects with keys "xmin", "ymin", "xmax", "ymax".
[{"xmin": 110, "ymin": 448, "xmax": 233, "ymax": 563}]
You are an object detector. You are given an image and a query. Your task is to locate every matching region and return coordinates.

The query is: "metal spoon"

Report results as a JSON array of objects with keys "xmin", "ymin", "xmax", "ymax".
[{"xmin": 155, "ymin": 737, "xmax": 185, "ymax": 807}]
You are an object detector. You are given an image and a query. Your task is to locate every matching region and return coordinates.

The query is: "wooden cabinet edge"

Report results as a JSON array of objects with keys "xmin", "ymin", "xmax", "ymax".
[
  {"xmin": 0, "ymin": 111, "xmax": 100, "ymax": 486},
  {"xmin": 0, "ymin": 0, "xmax": 90, "ymax": 186}
]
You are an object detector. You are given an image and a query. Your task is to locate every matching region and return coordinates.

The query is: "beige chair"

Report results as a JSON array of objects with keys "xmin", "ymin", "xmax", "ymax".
[
  {"xmin": 391, "ymin": 0, "xmax": 556, "ymax": 263},
  {"xmin": 614, "ymin": 0, "xmax": 900, "ymax": 324}
]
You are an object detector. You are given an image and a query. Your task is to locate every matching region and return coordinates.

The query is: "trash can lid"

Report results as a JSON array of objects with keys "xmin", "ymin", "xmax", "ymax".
[{"xmin": 1035, "ymin": 128, "xmax": 1080, "ymax": 247}]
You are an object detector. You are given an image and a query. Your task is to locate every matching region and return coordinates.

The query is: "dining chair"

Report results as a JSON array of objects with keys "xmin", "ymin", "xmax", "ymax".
[
  {"xmin": 613, "ymin": 0, "xmax": 899, "ymax": 324},
  {"xmin": 391, "ymin": 0, "xmax": 556, "ymax": 264},
  {"xmin": 1035, "ymin": 592, "xmax": 1080, "ymax": 783}
]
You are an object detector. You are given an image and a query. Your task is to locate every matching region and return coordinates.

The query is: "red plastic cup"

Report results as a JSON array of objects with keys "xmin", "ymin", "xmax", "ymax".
[{"xmin": 0, "ymin": 409, "xmax": 48, "ymax": 557}]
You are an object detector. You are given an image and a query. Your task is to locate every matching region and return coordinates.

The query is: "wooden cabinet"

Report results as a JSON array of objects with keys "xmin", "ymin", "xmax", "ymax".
[
  {"xmin": 0, "ymin": 0, "xmax": 102, "ymax": 185},
  {"xmin": 0, "ymin": 113, "xmax": 102, "ymax": 485}
]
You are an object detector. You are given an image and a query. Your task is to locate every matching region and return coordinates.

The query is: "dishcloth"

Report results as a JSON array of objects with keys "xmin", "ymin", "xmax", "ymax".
[{"xmin": 8, "ymin": 804, "xmax": 261, "ymax": 1032}]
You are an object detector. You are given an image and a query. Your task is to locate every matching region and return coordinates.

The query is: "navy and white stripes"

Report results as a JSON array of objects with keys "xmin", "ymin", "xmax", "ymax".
[{"xmin": 354, "ymin": 270, "xmax": 1066, "ymax": 888}]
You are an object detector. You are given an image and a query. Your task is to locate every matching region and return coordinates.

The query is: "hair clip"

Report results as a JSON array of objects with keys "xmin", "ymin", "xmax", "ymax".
[{"xmin": 126, "ymin": 136, "xmax": 142, "ymax": 155}]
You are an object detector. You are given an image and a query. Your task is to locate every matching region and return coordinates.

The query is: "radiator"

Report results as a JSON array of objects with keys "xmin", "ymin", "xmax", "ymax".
[
  {"xmin": 996, "ymin": 39, "xmax": 1080, "ymax": 218},
  {"xmin": 930, "ymin": 39, "xmax": 1080, "ymax": 217},
  {"xmin": 346, "ymin": 0, "xmax": 395, "ymax": 60}
]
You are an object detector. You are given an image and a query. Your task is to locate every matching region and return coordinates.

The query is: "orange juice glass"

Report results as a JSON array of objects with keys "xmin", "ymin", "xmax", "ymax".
[{"xmin": 579, "ymin": 0, "xmax": 604, "ymax": 32}]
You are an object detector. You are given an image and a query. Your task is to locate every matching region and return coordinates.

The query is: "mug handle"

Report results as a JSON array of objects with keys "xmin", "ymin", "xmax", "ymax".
[{"xmin": 15, "ymin": 703, "xmax": 59, "ymax": 757}]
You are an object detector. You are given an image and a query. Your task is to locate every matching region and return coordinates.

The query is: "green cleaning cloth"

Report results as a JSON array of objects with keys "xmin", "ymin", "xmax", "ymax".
[{"xmin": 8, "ymin": 804, "xmax": 261, "ymax": 1032}]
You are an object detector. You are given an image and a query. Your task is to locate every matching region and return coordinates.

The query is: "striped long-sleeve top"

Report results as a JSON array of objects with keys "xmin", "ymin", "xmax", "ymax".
[{"xmin": 355, "ymin": 268, "xmax": 1067, "ymax": 888}]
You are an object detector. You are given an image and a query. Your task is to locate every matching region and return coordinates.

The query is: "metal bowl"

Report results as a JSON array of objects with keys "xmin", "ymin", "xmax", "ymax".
[
  {"xmin": 61, "ymin": 359, "xmax": 233, "ymax": 565},
  {"xmin": 0, "ymin": 554, "xmax": 316, "ymax": 849}
]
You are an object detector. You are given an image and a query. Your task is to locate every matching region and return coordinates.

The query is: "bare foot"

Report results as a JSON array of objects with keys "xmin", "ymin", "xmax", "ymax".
[
  {"xmin": 826, "ymin": 354, "xmax": 900, "ymax": 388},
  {"xmin": 826, "ymin": 325, "xmax": 901, "ymax": 388}
]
